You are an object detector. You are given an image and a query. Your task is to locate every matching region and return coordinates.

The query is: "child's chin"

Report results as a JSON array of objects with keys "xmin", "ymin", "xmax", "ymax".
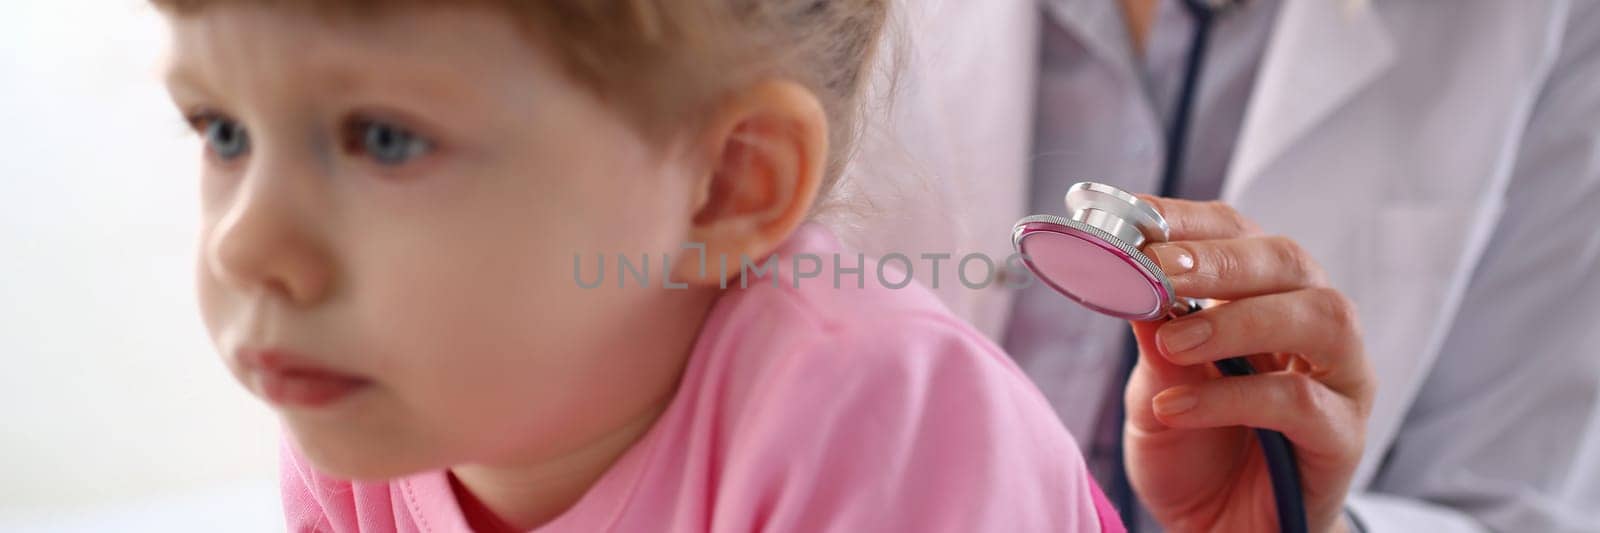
[{"xmin": 287, "ymin": 424, "xmax": 437, "ymax": 482}]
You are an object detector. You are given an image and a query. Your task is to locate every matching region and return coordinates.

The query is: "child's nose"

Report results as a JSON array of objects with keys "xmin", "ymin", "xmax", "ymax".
[{"xmin": 204, "ymin": 164, "xmax": 333, "ymax": 307}]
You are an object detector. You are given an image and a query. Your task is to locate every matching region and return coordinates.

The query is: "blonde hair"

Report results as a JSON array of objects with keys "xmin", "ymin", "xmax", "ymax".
[{"xmin": 151, "ymin": 0, "xmax": 891, "ymax": 199}]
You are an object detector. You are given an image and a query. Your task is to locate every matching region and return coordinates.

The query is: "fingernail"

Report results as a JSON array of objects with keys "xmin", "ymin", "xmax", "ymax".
[
  {"xmin": 1154, "ymin": 388, "xmax": 1199, "ymax": 416},
  {"xmin": 1159, "ymin": 318, "xmax": 1212, "ymax": 353},
  {"xmin": 1149, "ymin": 244, "xmax": 1196, "ymax": 275}
]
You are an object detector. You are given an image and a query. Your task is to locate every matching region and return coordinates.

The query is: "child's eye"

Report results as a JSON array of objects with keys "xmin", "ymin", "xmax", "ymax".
[
  {"xmin": 195, "ymin": 114, "xmax": 250, "ymax": 160},
  {"xmin": 347, "ymin": 119, "xmax": 432, "ymax": 166}
]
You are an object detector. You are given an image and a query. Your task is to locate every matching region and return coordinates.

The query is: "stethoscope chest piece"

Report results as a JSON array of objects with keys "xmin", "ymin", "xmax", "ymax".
[
  {"xmin": 1011, "ymin": 181, "xmax": 1310, "ymax": 533},
  {"xmin": 1011, "ymin": 182, "xmax": 1180, "ymax": 321}
]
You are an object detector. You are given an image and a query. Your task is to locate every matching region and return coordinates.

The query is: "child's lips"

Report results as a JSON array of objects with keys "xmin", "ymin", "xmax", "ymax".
[{"xmin": 236, "ymin": 347, "xmax": 372, "ymax": 408}]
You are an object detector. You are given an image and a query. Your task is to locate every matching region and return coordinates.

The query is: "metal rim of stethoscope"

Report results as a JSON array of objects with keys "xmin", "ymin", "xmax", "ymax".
[{"xmin": 1011, "ymin": 213, "xmax": 1177, "ymax": 321}]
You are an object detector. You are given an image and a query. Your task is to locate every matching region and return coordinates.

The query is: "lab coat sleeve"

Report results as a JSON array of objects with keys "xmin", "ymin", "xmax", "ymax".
[{"xmin": 1349, "ymin": 3, "xmax": 1600, "ymax": 532}]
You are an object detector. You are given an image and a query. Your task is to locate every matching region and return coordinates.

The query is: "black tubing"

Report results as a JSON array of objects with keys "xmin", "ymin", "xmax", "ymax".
[
  {"xmin": 1125, "ymin": 0, "xmax": 1311, "ymax": 530},
  {"xmin": 1168, "ymin": 2, "xmax": 1310, "ymax": 528},
  {"xmin": 1213, "ymin": 357, "xmax": 1309, "ymax": 533}
]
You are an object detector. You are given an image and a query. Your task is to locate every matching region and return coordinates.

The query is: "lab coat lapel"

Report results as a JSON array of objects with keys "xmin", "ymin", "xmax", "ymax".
[
  {"xmin": 1223, "ymin": 0, "xmax": 1397, "ymax": 203},
  {"xmin": 1220, "ymin": 0, "xmax": 1415, "ymax": 486}
]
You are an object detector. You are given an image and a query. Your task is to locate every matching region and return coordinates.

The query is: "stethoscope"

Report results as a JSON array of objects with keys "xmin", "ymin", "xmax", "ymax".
[{"xmin": 1010, "ymin": 1, "xmax": 1309, "ymax": 533}]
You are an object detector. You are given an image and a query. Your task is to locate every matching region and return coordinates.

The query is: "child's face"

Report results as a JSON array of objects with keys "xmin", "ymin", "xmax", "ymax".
[{"xmin": 166, "ymin": 5, "xmax": 715, "ymax": 479}]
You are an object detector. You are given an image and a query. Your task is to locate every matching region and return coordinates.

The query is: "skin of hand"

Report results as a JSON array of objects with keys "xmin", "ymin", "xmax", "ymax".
[{"xmin": 1123, "ymin": 197, "xmax": 1376, "ymax": 533}]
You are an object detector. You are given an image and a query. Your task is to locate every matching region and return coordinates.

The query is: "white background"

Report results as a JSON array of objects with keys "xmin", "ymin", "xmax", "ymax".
[{"xmin": 1, "ymin": 1, "xmax": 283, "ymax": 531}]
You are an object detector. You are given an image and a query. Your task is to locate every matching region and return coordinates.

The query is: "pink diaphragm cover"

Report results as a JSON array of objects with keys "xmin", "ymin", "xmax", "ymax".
[{"xmin": 1012, "ymin": 215, "xmax": 1175, "ymax": 321}]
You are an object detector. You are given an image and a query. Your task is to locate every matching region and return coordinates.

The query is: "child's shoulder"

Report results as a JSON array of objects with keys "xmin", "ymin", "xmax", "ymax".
[
  {"xmin": 677, "ymin": 223, "xmax": 1110, "ymax": 531},
  {"xmin": 694, "ymin": 222, "xmax": 1058, "ymax": 438}
]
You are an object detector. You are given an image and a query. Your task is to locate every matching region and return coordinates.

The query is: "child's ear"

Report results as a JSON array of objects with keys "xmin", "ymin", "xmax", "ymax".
[{"xmin": 680, "ymin": 80, "xmax": 827, "ymax": 285}]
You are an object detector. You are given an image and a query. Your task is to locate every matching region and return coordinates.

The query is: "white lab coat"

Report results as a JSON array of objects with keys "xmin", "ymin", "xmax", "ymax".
[{"xmin": 830, "ymin": 0, "xmax": 1600, "ymax": 531}]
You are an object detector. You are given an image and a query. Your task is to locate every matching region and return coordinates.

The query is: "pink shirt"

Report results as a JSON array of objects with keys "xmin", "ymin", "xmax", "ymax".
[{"xmin": 281, "ymin": 223, "xmax": 1124, "ymax": 532}]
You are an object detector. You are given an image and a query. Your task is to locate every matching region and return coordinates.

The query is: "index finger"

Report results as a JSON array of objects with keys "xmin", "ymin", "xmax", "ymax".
[{"xmin": 1137, "ymin": 195, "xmax": 1264, "ymax": 241}]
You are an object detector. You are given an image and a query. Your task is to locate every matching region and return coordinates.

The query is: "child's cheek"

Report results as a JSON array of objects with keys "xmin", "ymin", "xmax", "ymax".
[
  {"xmin": 353, "ymin": 229, "xmax": 577, "ymax": 384},
  {"xmin": 351, "ymin": 242, "xmax": 617, "ymax": 459},
  {"xmin": 195, "ymin": 251, "xmax": 234, "ymax": 370}
]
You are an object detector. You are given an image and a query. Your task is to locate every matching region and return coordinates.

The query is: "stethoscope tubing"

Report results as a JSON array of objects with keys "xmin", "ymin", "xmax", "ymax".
[
  {"xmin": 1212, "ymin": 357, "xmax": 1310, "ymax": 533},
  {"xmin": 1147, "ymin": 1, "xmax": 1310, "ymax": 531}
]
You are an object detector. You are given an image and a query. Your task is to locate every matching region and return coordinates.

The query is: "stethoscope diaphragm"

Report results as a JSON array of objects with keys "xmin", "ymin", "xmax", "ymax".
[{"xmin": 1011, "ymin": 182, "xmax": 1188, "ymax": 321}]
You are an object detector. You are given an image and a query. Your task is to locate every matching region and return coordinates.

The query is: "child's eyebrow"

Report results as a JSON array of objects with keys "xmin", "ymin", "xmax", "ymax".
[
  {"xmin": 163, "ymin": 64, "xmax": 216, "ymax": 102},
  {"xmin": 162, "ymin": 59, "xmax": 473, "ymax": 110}
]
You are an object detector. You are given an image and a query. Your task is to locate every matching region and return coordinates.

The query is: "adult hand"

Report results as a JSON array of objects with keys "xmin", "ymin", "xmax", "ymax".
[{"xmin": 1124, "ymin": 197, "xmax": 1376, "ymax": 533}]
